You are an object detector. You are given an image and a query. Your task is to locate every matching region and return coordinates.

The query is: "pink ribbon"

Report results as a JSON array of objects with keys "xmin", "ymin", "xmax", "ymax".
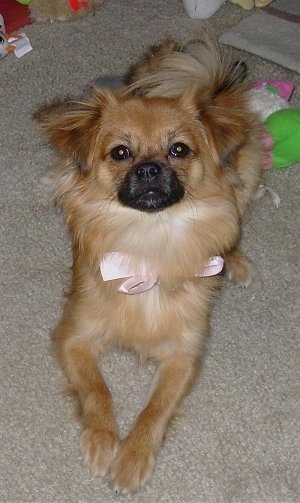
[
  {"xmin": 100, "ymin": 253, "xmax": 224, "ymax": 295},
  {"xmin": 195, "ymin": 255, "xmax": 224, "ymax": 277},
  {"xmin": 118, "ymin": 274, "xmax": 158, "ymax": 294}
]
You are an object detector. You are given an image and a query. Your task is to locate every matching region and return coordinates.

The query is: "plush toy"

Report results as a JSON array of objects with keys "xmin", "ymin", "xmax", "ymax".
[
  {"xmin": 264, "ymin": 109, "xmax": 300, "ymax": 169},
  {"xmin": 182, "ymin": 0, "xmax": 223, "ymax": 19},
  {"xmin": 0, "ymin": 31, "xmax": 16, "ymax": 58},
  {"xmin": 16, "ymin": 0, "xmax": 103, "ymax": 22},
  {"xmin": 249, "ymin": 80, "xmax": 300, "ymax": 169},
  {"xmin": 0, "ymin": 15, "xmax": 32, "ymax": 58},
  {"xmin": 250, "ymin": 80, "xmax": 294, "ymax": 121},
  {"xmin": 182, "ymin": 0, "xmax": 273, "ymax": 19},
  {"xmin": 230, "ymin": 0, "xmax": 273, "ymax": 9}
]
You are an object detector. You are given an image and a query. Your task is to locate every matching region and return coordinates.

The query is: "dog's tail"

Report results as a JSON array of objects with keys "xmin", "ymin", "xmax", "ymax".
[{"xmin": 124, "ymin": 34, "xmax": 247, "ymax": 101}]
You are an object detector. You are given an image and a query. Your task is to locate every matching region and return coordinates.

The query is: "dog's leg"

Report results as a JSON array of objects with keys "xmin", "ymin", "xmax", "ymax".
[
  {"xmin": 224, "ymin": 248, "xmax": 256, "ymax": 287},
  {"xmin": 111, "ymin": 352, "xmax": 199, "ymax": 492},
  {"xmin": 52, "ymin": 320, "xmax": 119, "ymax": 476}
]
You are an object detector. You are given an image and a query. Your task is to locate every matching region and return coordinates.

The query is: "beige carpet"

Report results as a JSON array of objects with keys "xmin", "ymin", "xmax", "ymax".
[{"xmin": 0, "ymin": 1, "xmax": 299, "ymax": 502}]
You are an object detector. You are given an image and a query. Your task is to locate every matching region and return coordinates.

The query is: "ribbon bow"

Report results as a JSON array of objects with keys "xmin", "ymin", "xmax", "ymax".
[{"xmin": 100, "ymin": 253, "xmax": 224, "ymax": 295}]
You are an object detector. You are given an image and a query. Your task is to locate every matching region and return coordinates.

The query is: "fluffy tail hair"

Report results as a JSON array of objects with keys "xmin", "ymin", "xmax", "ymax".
[{"xmin": 124, "ymin": 34, "xmax": 248, "ymax": 101}]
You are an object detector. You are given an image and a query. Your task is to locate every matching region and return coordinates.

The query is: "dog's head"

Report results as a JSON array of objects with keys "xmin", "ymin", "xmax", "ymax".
[{"xmin": 37, "ymin": 83, "xmax": 250, "ymax": 214}]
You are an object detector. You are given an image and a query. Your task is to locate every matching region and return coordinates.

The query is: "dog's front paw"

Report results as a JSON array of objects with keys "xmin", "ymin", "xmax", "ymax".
[
  {"xmin": 225, "ymin": 250, "xmax": 256, "ymax": 288},
  {"xmin": 80, "ymin": 427, "xmax": 119, "ymax": 476},
  {"xmin": 110, "ymin": 437, "xmax": 155, "ymax": 492}
]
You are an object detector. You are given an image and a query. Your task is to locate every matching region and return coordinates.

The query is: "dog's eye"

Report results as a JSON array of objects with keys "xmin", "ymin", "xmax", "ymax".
[
  {"xmin": 110, "ymin": 145, "xmax": 132, "ymax": 161},
  {"xmin": 169, "ymin": 143, "xmax": 190, "ymax": 158}
]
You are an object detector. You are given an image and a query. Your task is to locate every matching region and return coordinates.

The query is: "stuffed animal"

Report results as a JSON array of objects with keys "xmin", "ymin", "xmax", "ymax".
[
  {"xmin": 0, "ymin": 15, "xmax": 32, "ymax": 58},
  {"xmin": 264, "ymin": 109, "xmax": 300, "ymax": 169},
  {"xmin": 182, "ymin": 0, "xmax": 223, "ymax": 19},
  {"xmin": 249, "ymin": 80, "xmax": 300, "ymax": 169},
  {"xmin": 249, "ymin": 80, "xmax": 293, "ymax": 121},
  {"xmin": 16, "ymin": 0, "xmax": 103, "ymax": 22},
  {"xmin": 230, "ymin": 0, "xmax": 273, "ymax": 9},
  {"xmin": 0, "ymin": 31, "xmax": 16, "ymax": 58},
  {"xmin": 182, "ymin": 0, "xmax": 273, "ymax": 19}
]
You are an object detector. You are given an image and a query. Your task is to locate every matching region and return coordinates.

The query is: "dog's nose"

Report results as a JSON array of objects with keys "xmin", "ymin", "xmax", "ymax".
[{"xmin": 135, "ymin": 162, "xmax": 161, "ymax": 181}]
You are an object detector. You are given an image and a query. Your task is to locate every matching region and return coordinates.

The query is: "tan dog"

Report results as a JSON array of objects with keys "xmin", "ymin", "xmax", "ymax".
[{"xmin": 38, "ymin": 37, "xmax": 263, "ymax": 492}]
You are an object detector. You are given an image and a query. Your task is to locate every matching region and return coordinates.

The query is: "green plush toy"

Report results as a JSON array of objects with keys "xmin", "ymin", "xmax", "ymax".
[{"xmin": 264, "ymin": 108, "xmax": 300, "ymax": 168}]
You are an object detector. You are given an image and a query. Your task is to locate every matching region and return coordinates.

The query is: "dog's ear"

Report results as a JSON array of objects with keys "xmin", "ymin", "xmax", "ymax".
[
  {"xmin": 184, "ymin": 78, "xmax": 252, "ymax": 167},
  {"xmin": 201, "ymin": 89, "xmax": 251, "ymax": 166},
  {"xmin": 35, "ymin": 90, "xmax": 118, "ymax": 171}
]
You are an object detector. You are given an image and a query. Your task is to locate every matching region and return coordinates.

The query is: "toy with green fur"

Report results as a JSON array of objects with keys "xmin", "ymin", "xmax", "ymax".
[
  {"xmin": 249, "ymin": 79, "xmax": 300, "ymax": 169},
  {"xmin": 264, "ymin": 109, "xmax": 300, "ymax": 168}
]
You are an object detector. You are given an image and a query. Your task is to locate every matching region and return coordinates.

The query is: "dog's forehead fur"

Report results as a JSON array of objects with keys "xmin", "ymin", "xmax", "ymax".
[{"xmin": 99, "ymin": 94, "xmax": 200, "ymax": 151}]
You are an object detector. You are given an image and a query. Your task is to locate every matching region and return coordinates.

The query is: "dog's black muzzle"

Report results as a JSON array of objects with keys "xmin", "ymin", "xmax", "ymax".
[{"xmin": 117, "ymin": 161, "xmax": 185, "ymax": 212}]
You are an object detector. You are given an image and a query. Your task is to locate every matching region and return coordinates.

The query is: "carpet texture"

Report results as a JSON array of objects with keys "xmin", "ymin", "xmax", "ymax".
[
  {"xmin": 0, "ymin": 1, "xmax": 299, "ymax": 502},
  {"xmin": 220, "ymin": 0, "xmax": 300, "ymax": 72}
]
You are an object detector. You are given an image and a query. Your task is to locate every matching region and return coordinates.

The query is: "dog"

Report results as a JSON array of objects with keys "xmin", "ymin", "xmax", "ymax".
[{"xmin": 37, "ymin": 36, "xmax": 263, "ymax": 491}]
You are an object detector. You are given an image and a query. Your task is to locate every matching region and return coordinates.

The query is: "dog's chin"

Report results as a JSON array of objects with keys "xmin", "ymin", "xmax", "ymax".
[{"xmin": 118, "ymin": 187, "xmax": 184, "ymax": 212}]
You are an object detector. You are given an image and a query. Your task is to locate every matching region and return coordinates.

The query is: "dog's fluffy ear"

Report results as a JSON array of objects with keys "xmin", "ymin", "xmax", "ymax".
[
  {"xmin": 34, "ymin": 98, "xmax": 76, "ymax": 122},
  {"xmin": 188, "ymin": 79, "xmax": 252, "ymax": 167},
  {"xmin": 35, "ymin": 90, "xmax": 118, "ymax": 171},
  {"xmin": 200, "ymin": 91, "xmax": 251, "ymax": 166}
]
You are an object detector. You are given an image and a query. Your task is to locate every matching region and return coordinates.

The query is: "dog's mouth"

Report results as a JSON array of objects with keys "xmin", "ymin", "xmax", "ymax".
[
  {"xmin": 117, "ymin": 162, "xmax": 185, "ymax": 212},
  {"xmin": 133, "ymin": 188, "xmax": 178, "ymax": 212}
]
